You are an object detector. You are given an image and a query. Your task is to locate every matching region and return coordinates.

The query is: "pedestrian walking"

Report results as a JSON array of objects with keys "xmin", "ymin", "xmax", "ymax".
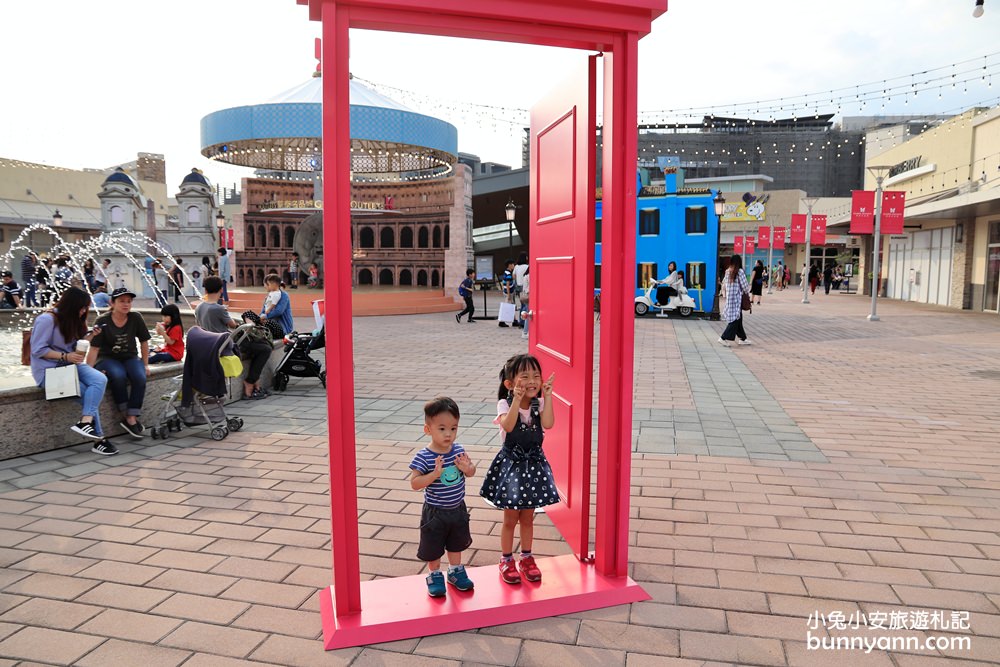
[
  {"xmin": 750, "ymin": 260, "xmax": 764, "ymax": 305},
  {"xmin": 455, "ymin": 269, "xmax": 476, "ymax": 323},
  {"xmin": 289, "ymin": 252, "xmax": 300, "ymax": 289},
  {"xmin": 718, "ymin": 254, "xmax": 752, "ymax": 347}
]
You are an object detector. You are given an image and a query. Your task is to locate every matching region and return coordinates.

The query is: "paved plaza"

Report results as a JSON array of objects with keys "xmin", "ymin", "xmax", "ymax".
[{"xmin": 1, "ymin": 287, "xmax": 999, "ymax": 665}]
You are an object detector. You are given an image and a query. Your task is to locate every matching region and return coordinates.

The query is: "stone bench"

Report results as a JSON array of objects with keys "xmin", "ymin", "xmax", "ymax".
[{"xmin": 1, "ymin": 342, "xmax": 286, "ymax": 460}]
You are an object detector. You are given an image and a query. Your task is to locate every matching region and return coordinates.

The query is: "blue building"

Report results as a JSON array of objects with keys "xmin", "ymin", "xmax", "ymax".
[{"xmin": 595, "ymin": 158, "xmax": 721, "ymax": 315}]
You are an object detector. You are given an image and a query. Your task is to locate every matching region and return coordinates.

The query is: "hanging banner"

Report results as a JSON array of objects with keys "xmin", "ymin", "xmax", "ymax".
[
  {"xmin": 790, "ymin": 214, "xmax": 807, "ymax": 243},
  {"xmin": 758, "ymin": 226, "xmax": 771, "ymax": 249},
  {"xmin": 734, "ymin": 235, "xmax": 744, "ymax": 254},
  {"xmin": 745, "ymin": 237, "xmax": 756, "ymax": 254},
  {"xmin": 811, "ymin": 215, "xmax": 827, "ymax": 245},
  {"xmin": 850, "ymin": 190, "xmax": 875, "ymax": 234},
  {"xmin": 881, "ymin": 191, "xmax": 906, "ymax": 235},
  {"xmin": 773, "ymin": 227, "xmax": 786, "ymax": 249}
]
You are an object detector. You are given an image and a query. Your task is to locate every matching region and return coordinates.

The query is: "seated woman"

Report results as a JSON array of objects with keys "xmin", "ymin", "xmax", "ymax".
[
  {"xmin": 86, "ymin": 287, "xmax": 150, "ymax": 440},
  {"xmin": 29, "ymin": 286, "xmax": 117, "ymax": 456},
  {"xmin": 149, "ymin": 304, "xmax": 184, "ymax": 364},
  {"xmin": 654, "ymin": 261, "xmax": 684, "ymax": 306},
  {"xmin": 259, "ymin": 273, "xmax": 293, "ymax": 337}
]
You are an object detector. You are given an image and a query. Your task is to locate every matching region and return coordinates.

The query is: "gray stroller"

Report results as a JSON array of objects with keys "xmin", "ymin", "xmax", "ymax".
[{"xmin": 150, "ymin": 327, "xmax": 243, "ymax": 441}]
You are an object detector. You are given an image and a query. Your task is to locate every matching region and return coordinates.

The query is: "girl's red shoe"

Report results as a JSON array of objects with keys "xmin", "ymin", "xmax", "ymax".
[
  {"xmin": 499, "ymin": 559, "xmax": 521, "ymax": 584},
  {"xmin": 518, "ymin": 555, "xmax": 542, "ymax": 582}
]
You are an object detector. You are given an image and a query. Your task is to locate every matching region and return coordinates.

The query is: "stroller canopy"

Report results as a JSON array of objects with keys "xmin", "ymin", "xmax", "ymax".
[{"xmin": 182, "ymin": 326, "xmax": 235, "ymax": 407}]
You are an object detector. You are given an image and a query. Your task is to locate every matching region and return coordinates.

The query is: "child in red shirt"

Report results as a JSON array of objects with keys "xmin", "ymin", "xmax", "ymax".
[{"xmin": 149, "ymin": 304, "xmax": 184, "ymax": 363}]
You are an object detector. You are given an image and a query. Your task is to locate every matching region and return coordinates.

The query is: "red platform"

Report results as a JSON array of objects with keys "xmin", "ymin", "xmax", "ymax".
[{"xmin": 318, "ymin": 554, "xmax": 649, "ymax": 649}]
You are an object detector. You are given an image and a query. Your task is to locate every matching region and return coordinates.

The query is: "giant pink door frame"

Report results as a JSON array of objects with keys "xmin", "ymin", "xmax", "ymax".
[{"xmin": 297, "ymin": 0, "xmax": 667, "ymax": 645}]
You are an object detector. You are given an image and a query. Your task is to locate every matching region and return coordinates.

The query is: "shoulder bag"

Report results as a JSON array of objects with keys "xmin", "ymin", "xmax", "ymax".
[{"xmin": 45, "ymin": 364, "xmax": 81, "ymax": 400}]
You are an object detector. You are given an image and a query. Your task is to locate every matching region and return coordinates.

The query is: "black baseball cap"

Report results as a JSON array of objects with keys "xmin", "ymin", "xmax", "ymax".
[{"xmin": 110, "ymin": 287, "xmax": 137, "ymax": 301}]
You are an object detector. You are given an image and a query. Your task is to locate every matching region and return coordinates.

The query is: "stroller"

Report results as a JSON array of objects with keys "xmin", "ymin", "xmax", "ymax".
[
  {"xmin": 271, "ymin": 329, "xmax": 326, "ymax": 391},
  {"xmin": 150, "ymin": 327, "xmax": 244, "ymax": 441}
]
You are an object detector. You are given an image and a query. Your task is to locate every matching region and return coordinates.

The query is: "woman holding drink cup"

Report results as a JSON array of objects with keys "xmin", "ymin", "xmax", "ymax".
[{"xmin": 29, "ymin": 286, "xmax": 117, "ymax": 456}]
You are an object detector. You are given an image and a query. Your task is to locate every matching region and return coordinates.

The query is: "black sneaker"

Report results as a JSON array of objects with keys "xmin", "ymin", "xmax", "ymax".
[
  {"xmin": 120, "ymin": 420, "xmax": 144, "ymax": 439},
  {"xmin": 91, "ymin": 439, "xmax": 119, "ymax": 456},
  {"xmin": 71, "ymin": 421, "xmax": 103, "ymax": 441},
  {"xmin": 468, "ymin": 319, "xmax": 476, "ymax": 323},
  {"xmin": 498, "ymin": 322, "xmax": 509, "ymax": 328},
  {"xmin": 455, "ymin": 313, "xmax": 462, "ymax": 323}
]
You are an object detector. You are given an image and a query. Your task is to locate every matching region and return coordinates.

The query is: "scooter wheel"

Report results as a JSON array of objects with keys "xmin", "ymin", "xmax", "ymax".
[
  {"xmin": 678, "ymin": 306, "xmax": 693, "ymax": 317},
  {"xmin": 211, "ymin": 426, "xmax": 227, "ymax": 441},
  {"xmin": 634, "ymin": 302, "xmax": 649, "ymax": 316},
  {"xmin": 319, "ymin": 371, "xmax": 326, "ymax": 388}
]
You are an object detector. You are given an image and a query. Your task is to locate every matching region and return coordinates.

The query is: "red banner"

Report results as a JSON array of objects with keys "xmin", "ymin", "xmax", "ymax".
[
  {"xmin": 226, "ymin": 228, "xmax": 235, "ymax": 249},
  {"xmin": 850, "ymin": 190, "xmax": 875, "ymax": 234},
  {"xmin": 758, "ymin": 226, "xmax": 771, "ymax": 249},
  {"xmin": 745, "ymin": 237, "xmax": 755, "ymax": 255},
  {"xmin": 734, "ymin": 235, "xmax": 744, "ymax": 254},
  {"xmin": 881, "ymin": 191, "xmax": 906, "ymax": 235},
  {"xmin": 811, "ymin": 214, "xmax": 827, "ymax": 245},
  {"xmin": 790, "ymin": 214, "xmax": 807, "ymax": 243},
  {"xmin": 773, "ymin": 227, "xmax": 786, "ymax": 249}
]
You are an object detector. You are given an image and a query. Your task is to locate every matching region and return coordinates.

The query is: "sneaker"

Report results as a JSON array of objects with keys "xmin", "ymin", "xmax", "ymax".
[
  {"xmin": 455, "ymin": 313, "xmax": 462, "ymax": 323},
  {"xmin": 426, "ymin": 570, "xmax": 446, "ymax": 597},
  {"xmin": 446, "ymin": 565, "xmax": 475, "ymax": 591},
  {"xmin": 120, "ymin": 420, "xmax": 144, "ymax": 439},
  {"xmin": 251, "ymin": 389, "xmax": 268, "ymax": 400},
  {"xmin": 717, "ymin": 338, "xmax": 732, "ymax": 347},
  {"xmin": 521, "ymin": 331, "xmax": 529, "ymax": 339},
  {"xmin": 518, "ymin": 555, "xmax": 542, "ymax": 582},
  {"xmin": 71, "ymin": 421, "xmax": 103, "ymax": 441},
  {"xmin": 498, "ymin": 322, "xmax": 509, "ymax": 328},
  {"xmin": 91, "ymin": 439, "xmax": 119, "ymax": 456},
  {"xmin": 467, "ymin": 319, "xmax": 476, "ymax": 323},
  {"xmin": 499, "ymin": 558, "xmax": 521, "ymax": 584},
  {"xmin": 738, "ymin": 339, "xmax": 753, "ymax": 346}
]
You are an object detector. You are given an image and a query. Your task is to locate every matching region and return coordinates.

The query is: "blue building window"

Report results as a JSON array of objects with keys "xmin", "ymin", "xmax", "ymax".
[
  {"xmin": 637, "ymin": 263, "xmax": 657, "ymax": 289},
  {"xmin": 685, "ymin": 207, "xmax": 707, "ymax": 235},
  {"xmin": 639, "ymin": 208, "xmax": 660, "ymax": 236},
  {"xmin": 595, "ymin": 264, "xmax": 601, "ymax": 289},
  {"xmin": 595, "ymin": 217, "xmax": 602, "ymax": 243}
]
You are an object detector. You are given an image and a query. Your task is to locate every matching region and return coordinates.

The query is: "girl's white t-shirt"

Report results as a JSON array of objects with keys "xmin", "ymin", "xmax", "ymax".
[
  {"xmin": 493, "ymin": 397, "xmax": 544, "ymax": 443},
  {"xmin": 513, "ymin": 264, "xmax": 529, "ymax": 287},
  {"xmin": 264, "ymin": 291, "xmax": 281, "ymax": 310}
]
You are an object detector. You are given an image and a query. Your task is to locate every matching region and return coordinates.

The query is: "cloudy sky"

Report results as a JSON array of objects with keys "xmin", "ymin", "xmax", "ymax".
[{"xmin": 1, "ymin": 0, "xmax": 997, "ymax": 190}]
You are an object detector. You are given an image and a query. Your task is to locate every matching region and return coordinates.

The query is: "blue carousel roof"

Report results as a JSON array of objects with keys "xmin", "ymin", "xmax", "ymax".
[{"xmin": 200, "ymin": 76, "xmax": 457, "ymax": 179}]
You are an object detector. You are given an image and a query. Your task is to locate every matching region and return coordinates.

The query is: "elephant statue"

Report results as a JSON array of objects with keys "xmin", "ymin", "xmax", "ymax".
[{"xmin": 292, "ymin": 211, "xmax": 324, "ymax": 278}]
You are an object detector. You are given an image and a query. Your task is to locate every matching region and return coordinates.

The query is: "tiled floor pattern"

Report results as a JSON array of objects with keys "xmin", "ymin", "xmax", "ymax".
[{"xmin": 1, "ymin": 288, "xmax": 999, "ymax": 665}]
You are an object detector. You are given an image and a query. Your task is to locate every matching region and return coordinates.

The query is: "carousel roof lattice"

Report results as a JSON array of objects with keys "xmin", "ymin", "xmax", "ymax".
[{"xmin": 200, "ymin": 75, "xmax": 457, "ymax": 182}]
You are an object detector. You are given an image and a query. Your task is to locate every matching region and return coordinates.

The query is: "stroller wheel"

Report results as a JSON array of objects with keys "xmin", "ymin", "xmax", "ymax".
[
  {"xmin": 319, "ymin": 371, "xmax": 326, "ymax": 388},
  {"xmin": 151, "ymin": 427, "xmax": 159, "ymax": 440},
  {"xmin": 227, "ymin": 418, "xmax": 243, "ymax": 432},
  {"xmin": 274, "ymin": 372, "xmax": 288, "ymax": 392},
  {"xmin": 211, "ymin": 426, "xmax": 227, "ymax": 441},
  {"xmin": 160, "ymin": 426, "xmax": 170, "ymax": 439}
]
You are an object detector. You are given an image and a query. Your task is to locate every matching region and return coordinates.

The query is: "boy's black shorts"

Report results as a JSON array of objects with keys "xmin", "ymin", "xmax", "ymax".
[{"xmin": 416, "ymin": 501, "xmax": 472, "ymax": 562}]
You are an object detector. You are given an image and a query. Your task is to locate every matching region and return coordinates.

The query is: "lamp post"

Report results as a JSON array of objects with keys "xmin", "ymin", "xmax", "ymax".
[
  {"xmin": 216, "ymin": 211, "xmax": 226, "ymax": 247},
  {"xmin": 766, "ymin": 219, "xmax": 774, "ymax": 295},
  {"xmin": 52, "ymin": 209, "xmax": 63, "ymax": 227},
  {"xmin": 801, "ymin": 196, "xmax": 818, "ymax": 304},
  {"xmin": 505, "ymin": 198, "xmax": 516, "ymax": 257},
  {"xmin": 710, "ymin": 191, "xmax": 726, "ymax": 320},
  {"xmin": 867, "ymin": 165, "xmax": 892, "ymax": 322}
]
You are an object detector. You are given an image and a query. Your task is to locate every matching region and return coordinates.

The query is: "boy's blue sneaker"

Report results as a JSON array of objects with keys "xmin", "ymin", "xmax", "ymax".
[
  {"xmin": 426, "ymin": 571, "xmax": 446, "ymax": 597},
  {"xmin": 447, "ymin": 565, "xmax": 474, "ymax": 591}
]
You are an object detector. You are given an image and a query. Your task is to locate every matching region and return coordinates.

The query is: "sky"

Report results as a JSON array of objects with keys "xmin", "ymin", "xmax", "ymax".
[{"xmin": 1, "ymin": 0, "xmax": 998, "ymax": 192}]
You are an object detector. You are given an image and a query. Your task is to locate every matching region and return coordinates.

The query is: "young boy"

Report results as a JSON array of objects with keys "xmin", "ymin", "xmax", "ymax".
[
  {"xmin": 409, "ymin": 397, "xmax": 477, "ymax": 597},
  {"xmin": 455, "ymin": 268, "xmax": 476, "ymax": 323},
  {"xmin": 499, "ymin": 259, "xmax": 516, "ymax": 328}
]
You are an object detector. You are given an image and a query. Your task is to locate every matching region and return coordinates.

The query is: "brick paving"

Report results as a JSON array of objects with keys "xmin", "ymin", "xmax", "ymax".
[{"xmin": 1, "ymin": 287, "xmax": 1000, "ymax": 665}]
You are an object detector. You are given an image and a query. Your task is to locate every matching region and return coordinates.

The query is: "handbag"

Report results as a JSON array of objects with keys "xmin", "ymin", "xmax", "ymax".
[
  {"xmin": 498, "ymin": 301, "xmax": 516, "ymax": 324},
  {"xmin": 220, "ymin": 354, "xmax": 244, "ymax": 378},
  {"xmin": 741, "ymin": 292, "xmax": 752, "ymax": 312},
  {"xmin": 45, "ymin": 364, "xmax": 81, "ymax": 400}
]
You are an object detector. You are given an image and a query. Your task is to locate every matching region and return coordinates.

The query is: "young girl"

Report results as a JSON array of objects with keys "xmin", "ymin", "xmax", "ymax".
[
  {"xmin": 480, "ymin": 354, "xmax": 558, "ymax": 585},
  {"xmin": 149, "ymin": 304, "xmax": 184, "ymax": 363}
]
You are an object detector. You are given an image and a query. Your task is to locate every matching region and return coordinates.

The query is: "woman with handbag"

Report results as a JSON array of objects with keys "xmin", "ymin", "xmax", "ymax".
[
  {"xmin": 718, "ymin": 254, "xmax": 753, "ymax": 348},
  {"xmin": 29, "ymin": 287, "xmax": 117, "ymax": 456}
]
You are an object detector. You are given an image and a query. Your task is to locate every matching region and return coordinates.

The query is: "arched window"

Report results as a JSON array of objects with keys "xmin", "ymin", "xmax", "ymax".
[
  {"xmin": 285, "ymin": 226, "xmax": 295, "ymax": 248},
  {"xmin": 360, "ymin": 227, "xmax": 375, "ymax": 248},
  {"xmin": 256, "ymin": 269, "xmax": 265, "ymax": 285},
  {"xmin": 431, "ymin": 269, "xmax": 440, "ymax": 287},
  {"xmin": 379, "ymin": 268, "xmax": 394, "ymax": 285},
  {"xmin": 418, "ymin": 227, "xmax": 429, "ymax": 248},
  {"xmin": 358, "ymin": 269, "xmax": 373, "ymax": 285},
  {"xmin": 270, "ymin": 226, "xmax": 280, "ymax": 248},
  {"xmin": 432, "ymin": 226, "xmax": 441, "ymax": 248},
  {"xmin": 247, "ymin": 225, "xmax": 255, "ymax": 247},
  {"xmin": 444, "ymin": 224, "xmax": 450, "ymax": 248},
  {"xmin": 186, "ymin": 206, "xmax": 201, "ymax": 225},
  {"xmin": 238, "ymin": 269, "xmax": 245, "ymax": 285},
  {"xmin": 399, "ymin": 269, "xmax": 412, "ymax": 285},
  {"xmin": 400, "ymin": 227, "xmax": 414, "ymax": 248},
  {"xmin": 417, "ymin": 270, "xmax": 428, "ymax": 286},
  {"xmin": 380, "ymin": 226, "xmax": 395, "ymax": 248},
  {"xmin": 258, "ymin": 225, "xmax": 267, "ymax": 248},
  {"xmin": 110, "ymin": 206, "xmax": 124, "ymax": 224}
]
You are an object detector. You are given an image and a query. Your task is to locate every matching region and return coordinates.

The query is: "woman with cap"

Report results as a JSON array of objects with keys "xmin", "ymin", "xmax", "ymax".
[
  {"xmin": 29, "ymin": 287, "xmax": 117, "ymax": 455},
  {"xmin": 86, "ymin": 287, "xmax": 150, "ymax": 439}
]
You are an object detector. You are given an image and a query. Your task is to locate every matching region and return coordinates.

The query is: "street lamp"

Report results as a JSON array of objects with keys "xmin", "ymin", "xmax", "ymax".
[
  {"xmin": 216, "ymin": 210, "xmax": 226, "ymax": 246},
  {"xmin": 867, "ymin": 165, "xmax": 892, "ymax": 322},
  {"xmin": 52, "ymin": 209, "xmax": 63, "ymax": 227},
  {"xmin": 801, "ymin": 196, "xmax": 818, "ymax": 304},
  {"xmin": 505, "ymin": 198, "xmax": 516, "ymax": 257},
  {"xmin": 710, "ymin": 191, "xmax": 726, "ymax": 320}
]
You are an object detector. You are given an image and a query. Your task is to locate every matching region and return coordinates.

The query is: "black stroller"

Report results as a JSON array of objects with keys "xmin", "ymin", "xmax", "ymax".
[
  {"xmin": 151, "ymin": 326, "xmax": 244, "ymax": 441},
  {"xmin": 272, "ymin": 328, "xmax": 326, "ymax": 391}
]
